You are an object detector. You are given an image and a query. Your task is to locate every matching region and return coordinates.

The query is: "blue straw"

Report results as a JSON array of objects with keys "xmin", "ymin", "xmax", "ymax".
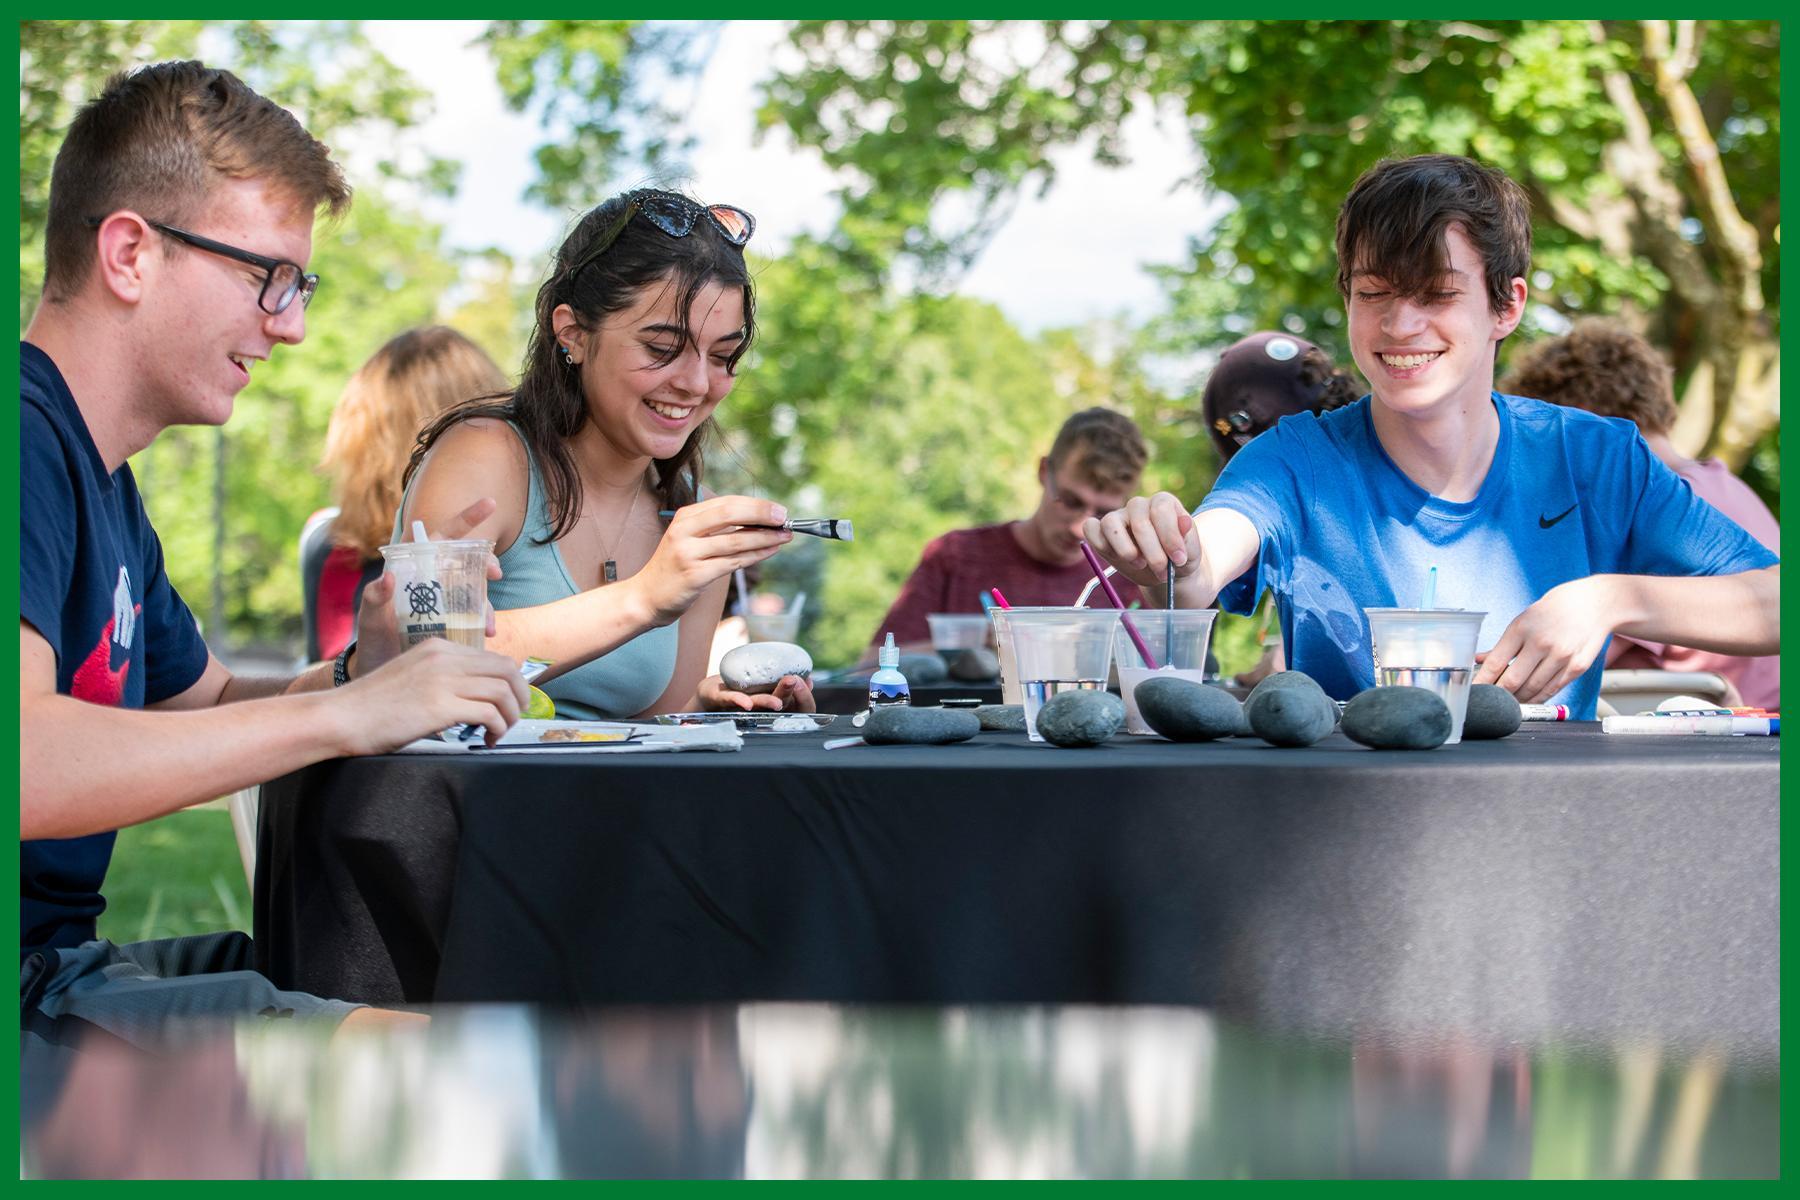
[{"xmin": 1421, "ymin": 565, "xmax": 1438, "ymax": 610}]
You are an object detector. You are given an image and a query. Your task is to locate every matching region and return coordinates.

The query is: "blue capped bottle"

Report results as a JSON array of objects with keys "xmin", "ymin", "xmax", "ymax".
[{"xmin": 868, "ymin": 632, "xmax": 911, "ymax": 708}]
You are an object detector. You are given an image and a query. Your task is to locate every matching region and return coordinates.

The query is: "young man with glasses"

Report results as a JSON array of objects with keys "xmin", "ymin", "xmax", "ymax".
[
  {"xmin": 1084, "ymin": 154, "xmax": 1778, "ymax": 718},
  {"xmin": 20, "ymin": 61, "xmax": 528, "ymax": 1045},
  {"xmin": 869, "ymin": 407, "xmax": 1147, "ymax": 655}
]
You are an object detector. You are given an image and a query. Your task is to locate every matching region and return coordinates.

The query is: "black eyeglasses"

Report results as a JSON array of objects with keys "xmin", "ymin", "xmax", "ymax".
[
  {"xmin": 85, "ymin": 216, "xmax": 318, "ymax": 314},
  {"xmin": 570, "ymin": 189, "xmax": 755, "ymax": 276}
]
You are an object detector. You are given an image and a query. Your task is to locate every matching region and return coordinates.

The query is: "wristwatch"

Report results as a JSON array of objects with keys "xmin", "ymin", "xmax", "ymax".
[{"xmin": 333, "ymin": 639, "xmax": 357, "ymax": 687}]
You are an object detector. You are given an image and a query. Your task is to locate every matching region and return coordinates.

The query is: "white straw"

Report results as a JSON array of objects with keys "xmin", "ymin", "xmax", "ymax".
[
  {"xmin": 734, "ymin": 568, "xmax": 750, "ymax": 614},
  {"xmin": 412, "ymin": 520, "xmax": 431, "ymax": 544},
  {"xmin": 789, "ymin": 591, "xmax": 807, "ymax": 621}
]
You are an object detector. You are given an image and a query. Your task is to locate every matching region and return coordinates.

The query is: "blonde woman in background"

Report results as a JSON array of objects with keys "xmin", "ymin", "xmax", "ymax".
[{"xmin": 309, "ymin": 326, "xmax": 509, "ymax": 660}]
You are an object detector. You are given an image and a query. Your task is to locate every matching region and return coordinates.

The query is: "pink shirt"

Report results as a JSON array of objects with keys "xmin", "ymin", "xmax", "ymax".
[{"xmin": 1608, "ymin": 457, "xmax": 1780, "ymax": 709}]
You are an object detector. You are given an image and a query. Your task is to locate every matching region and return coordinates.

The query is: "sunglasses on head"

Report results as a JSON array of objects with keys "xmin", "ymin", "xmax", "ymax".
[{"xmin": 572, "ymin": 189, "xmax": 755, "ymax": 275}]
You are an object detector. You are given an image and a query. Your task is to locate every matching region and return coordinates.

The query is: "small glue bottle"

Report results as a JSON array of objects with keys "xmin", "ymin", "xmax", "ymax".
[{"xmin": 868, "ymin": 632, "xmax": 911, "ymax": 708}]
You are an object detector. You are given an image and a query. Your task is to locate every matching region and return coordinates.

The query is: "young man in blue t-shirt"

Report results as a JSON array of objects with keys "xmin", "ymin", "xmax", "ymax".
[
  {"xmin": 1084, "ymin": 154, "xmax": 1778, "ymax": 717},
  {"xmin": 20, "ymin": 62, "xmax": 528, "ymax": 1042}
]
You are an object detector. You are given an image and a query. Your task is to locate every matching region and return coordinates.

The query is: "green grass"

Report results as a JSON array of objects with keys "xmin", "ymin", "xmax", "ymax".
[{"xmin": 96, "ymin": 806, "xmax": 252, "ymax": 944}]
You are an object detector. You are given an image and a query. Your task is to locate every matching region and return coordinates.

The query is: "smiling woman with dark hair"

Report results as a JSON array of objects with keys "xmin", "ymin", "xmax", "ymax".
[{"xmin": 399, "ymin": 189, "xmax": 813, "ymax": 719}]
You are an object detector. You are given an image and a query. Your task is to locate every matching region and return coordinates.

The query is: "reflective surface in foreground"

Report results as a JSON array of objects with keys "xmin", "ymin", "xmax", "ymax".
[{"xmin": 21, "ymin": 1005, "xmax": 1778, "ymax": 1179}]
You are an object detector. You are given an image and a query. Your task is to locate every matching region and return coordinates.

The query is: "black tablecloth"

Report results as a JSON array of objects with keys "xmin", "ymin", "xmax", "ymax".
[{"xmin": 255, "ymin": 723, "xmax": 1777, "ymax": 1051}]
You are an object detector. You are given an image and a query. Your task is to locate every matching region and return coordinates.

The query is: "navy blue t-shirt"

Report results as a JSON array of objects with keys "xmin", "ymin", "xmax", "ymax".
[
  {"xmin": 20, "ymin": 342, "xmax": 210, "ymax": 954},
  {"xmin": 1199, "ymin": 392, "xmax": 1779, "ymax": 716}
]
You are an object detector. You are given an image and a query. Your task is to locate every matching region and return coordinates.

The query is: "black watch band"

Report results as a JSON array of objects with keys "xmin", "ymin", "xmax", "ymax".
[{"xmin": 333, "ymin": 639, "xmax": 357, "ymax": 687}]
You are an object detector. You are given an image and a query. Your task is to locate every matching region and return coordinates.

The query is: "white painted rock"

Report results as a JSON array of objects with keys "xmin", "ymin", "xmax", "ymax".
[{"xmin": 719, "ymin": 641, "xmax": 813, "ymax": 695}]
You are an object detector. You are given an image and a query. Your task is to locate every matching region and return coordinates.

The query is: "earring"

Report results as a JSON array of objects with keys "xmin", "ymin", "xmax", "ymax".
[{"xmin": 562, "ymin": 344, "xmax": 576, "ymax": 366}]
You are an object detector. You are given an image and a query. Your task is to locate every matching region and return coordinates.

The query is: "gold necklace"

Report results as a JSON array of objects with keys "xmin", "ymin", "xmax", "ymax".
[{"xmin": 587, "ymin": 484, "xmax": 646, "ymax": 585}]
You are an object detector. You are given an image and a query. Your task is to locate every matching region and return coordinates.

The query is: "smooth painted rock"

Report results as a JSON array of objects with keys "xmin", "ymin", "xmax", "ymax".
[
  {"xmin": 1341, "ymin": 686, "xmax": 1452, "ymax": 749},
  {"xmin": 974, "ymin": 704, "xmax": 1027, "ymax": 732},
  {"xmin": 1245, "ymin": 683, "xmax": 1336, "ymax": 747},
  {"xmin": 1035, "ymin": 690, "xmax": 1125, "ymax": 747},
  {"xmin": 862, "ymin": 705, "xmax": 980, "ymax": 745},
  {"xmin": 897, "ymin": 653, "xmax": 950, "ymax": 684},
  {"xmin": 1135, "ymin": 677, "xmax": 1246, "ymax": 742},
  {"xmin": 718, "ymin": 641, "xmax": 812, "ymax": 695},
  {"xmin": 1462, "ymin": 684, "xmax": 1523, "ymax": 740},
  {"xmin": 1245, "ymin": 670, "xmax": 1328, "ymax": 705},
  {"xmin": 947, "ymin": 646, "xmax": 1001, "ymax": 682}
]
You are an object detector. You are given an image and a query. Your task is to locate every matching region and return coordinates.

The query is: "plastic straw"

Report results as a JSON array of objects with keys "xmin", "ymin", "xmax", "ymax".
[
  {"xmin": 989, "ymin": 588, "xmax": 1013, "ymax": 610},
  {"xmin": 978, "ymin": 590, "xmax": 995, "ymax": 613},
  {"xmin": 734, "ymin": 568, "xmax": 749, "ymax": 615},
  {"xmin": 1421, "ymin": 564, "xmax": 1438, "ymax": 610},
  {"xmin": 412, "ymin": 520, "xmax": 430, "ymax": 544},
  {"xmin": 1078, "ymin": 543, "xmax": 1158, "ymax": 669},
  {"xmin": 788, "ymin": 591, "xmax": 807, "ymax": 621},
  {"xmin": 1166, "ymin": 561, "xmax": 1176, "ymax": 611}
]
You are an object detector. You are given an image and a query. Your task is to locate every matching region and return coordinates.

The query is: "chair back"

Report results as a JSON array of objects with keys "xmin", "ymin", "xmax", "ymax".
[
  {"xmin": 299, "ymin": 507, "xmax": 341, "ymax": 663},
  {"xmin": 1600, "ymin": 668, "xmax": 1733, "ymax": 715}
]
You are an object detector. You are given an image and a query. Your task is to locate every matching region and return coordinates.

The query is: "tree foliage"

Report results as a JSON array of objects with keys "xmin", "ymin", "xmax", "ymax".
[
  {"xmin": 478, "ymin": 19, "xmax": 715, "ymax": 211},
  {"xmin": 761, "ymin": 20, "xmax": 1780, "ymax": 486}
]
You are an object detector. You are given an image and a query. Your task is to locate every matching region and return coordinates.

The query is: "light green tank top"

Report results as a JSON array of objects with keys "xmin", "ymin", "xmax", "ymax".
[{"xmin": 396, "ymin": 423, "xmax": 680, "ymax": 719}]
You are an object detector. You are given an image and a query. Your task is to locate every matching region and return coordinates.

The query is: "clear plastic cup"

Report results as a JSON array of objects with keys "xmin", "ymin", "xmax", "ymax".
[
  {"xmin": 744, "ymin": 612, "xmax": 802, "ymax": 642},
  {"xmin": 927, "ymin": 613, "xmax": 994, "ymax": 651},
  {"xmin": 1114, "ymin": 609, "xmax": 1220, "ymax": 735},
  {"xmin": 1005, "ymin": 607, "xmax": 1123, "ymax": 742},
  {"xmin": 1363, "ymin": 607, "xmax": 1488, "ymax": 744},
  {"xmin": 989, "ymin": 609, "xmax": 1022, "ymax": 706},
  {"xmin": 378, "ymin": 538, "xmax": 493, "ymax": 650}
]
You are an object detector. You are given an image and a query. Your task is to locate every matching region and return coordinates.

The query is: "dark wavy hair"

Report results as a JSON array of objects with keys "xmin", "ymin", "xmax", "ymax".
[
  {"xmin": 1501, "ymin": 318, "xmax": 1678, "ymax": 435},
  {"xmin": 1335, "ymin": 154, "xmax": 1531, "ymax": 318},
  {"xmin": 407, "ymin": 190, "xmax": 756, "ymax": 542}
]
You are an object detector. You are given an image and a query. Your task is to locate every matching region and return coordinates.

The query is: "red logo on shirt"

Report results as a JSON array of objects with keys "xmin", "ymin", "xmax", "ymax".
[{"xmin": 71, "ymin": 614, "xmax": 136, "ymax": 705}]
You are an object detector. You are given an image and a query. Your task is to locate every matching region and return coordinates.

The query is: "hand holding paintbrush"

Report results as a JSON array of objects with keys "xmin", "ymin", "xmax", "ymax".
[{"xmin": 661, "ymin": 509, "xmax": 852, "ymax": 541}]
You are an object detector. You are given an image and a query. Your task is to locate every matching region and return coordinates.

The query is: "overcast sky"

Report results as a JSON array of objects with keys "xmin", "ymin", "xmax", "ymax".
[{"xmin": 361, "ymin": 20, "xmax": 1218, "ymax": 336}]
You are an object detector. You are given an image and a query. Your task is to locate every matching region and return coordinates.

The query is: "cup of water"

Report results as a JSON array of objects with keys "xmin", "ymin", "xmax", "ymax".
[
  {"xmin": 1363, "ymin": 607, "xmax": 1488, "ymax": 744},
  {"xmin": 989, "ymin": 609, "xmax": 1022, "ymax": 706},
  {"xmin": 1004, "ymin": 607, "xmax": 1123, "ymax": 742},
  {"xmin": 1114, "ymin": 609, "xmax": 1219, "ymax": 734}
]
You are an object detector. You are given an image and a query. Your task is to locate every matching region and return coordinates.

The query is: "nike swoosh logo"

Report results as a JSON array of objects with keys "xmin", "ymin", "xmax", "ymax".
[{"xmin": 1539, "ymin": 503, "xmax": 1578, "ymax": 529}]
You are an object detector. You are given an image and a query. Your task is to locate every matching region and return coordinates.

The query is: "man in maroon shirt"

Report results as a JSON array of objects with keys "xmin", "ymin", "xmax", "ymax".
[{"xmin": 870, "ymin": 408, "xmax": 1148, "ymax": 653}]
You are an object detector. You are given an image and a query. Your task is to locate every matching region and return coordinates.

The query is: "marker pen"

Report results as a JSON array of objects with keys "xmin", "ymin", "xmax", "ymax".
[{"xmin": 1601, "ymin": 715, "xmax": 1778, "ymax": 736}]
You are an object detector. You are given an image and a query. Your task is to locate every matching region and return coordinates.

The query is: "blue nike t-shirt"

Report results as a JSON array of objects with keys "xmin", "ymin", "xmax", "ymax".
[
  {"xmin": 20, "ymin": 342, "xmax": 210, "ymax": 954},
  {"xmin": 1199, "ymin": 392, "xmax": 1779, "ymax": 717}
]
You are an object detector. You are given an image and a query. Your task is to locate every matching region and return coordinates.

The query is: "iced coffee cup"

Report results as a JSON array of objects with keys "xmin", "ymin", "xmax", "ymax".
[
  {"xmin": 378, "ymin": 538, "xmax": 493, "ymax": 649},
  {"xmin": 1363, "ymin": 608, "xmax": 1487, "ymax": 744}
]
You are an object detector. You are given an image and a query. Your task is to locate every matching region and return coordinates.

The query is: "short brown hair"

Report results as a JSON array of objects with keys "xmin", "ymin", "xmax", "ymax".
[
  {"xmin": 1336, "ymin": 154, "xmax": 1531, "ymax": 317},
  {"xmin": 320, "ymin": 327, "xmax": 510, "ymax": 557},
  {"xmin": 42, "ymin": 60, "xmax": 351, "ymax": 301},
  {"xmin": 1500, "ymin": 318, "xmax": 1678, "ymax": 435},
  {"xmin": 1047, "ymin": 407, "xmax": 1147, "ymax": 491}
]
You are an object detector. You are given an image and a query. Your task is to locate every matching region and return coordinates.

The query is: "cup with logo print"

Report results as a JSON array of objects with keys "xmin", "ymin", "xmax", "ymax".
[{"xmin": 378, "ymin": 538, "xmax": 493, "ymax": 649}]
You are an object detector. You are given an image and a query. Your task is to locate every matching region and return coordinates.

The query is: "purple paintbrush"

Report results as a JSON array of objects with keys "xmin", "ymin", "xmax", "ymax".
[{"xmin": 1078, "ymin": 542, "xmax": 1159, "ymax": 670}]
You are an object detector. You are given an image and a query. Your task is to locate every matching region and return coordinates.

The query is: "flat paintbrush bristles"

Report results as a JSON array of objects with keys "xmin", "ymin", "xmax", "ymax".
[{"xmin": 787, "ymin": 517, "xmax": 853, "ymax": 541}]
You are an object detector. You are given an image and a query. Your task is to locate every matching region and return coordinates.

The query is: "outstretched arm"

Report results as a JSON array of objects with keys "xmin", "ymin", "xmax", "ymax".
[
  {"xmin": 21, "ymin": 624, "xmax": 528, "ymax": 840},
  {"xmin": 1473, "ymin": 566, "xmax": 1779, "ymax": 702}
]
